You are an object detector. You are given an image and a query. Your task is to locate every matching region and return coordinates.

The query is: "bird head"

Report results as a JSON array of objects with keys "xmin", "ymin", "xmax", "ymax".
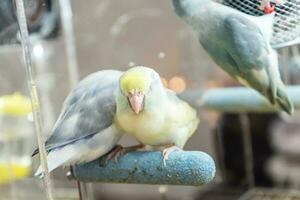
[{"xmin": 119, "ymin": 66, "xmax": 161, "ymax": 114}]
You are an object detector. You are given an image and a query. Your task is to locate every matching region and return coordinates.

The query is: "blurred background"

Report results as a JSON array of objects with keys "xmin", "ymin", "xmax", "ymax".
[{"xmin": 0, "ymin": 0, "xmax": 300, "ymax": 199}]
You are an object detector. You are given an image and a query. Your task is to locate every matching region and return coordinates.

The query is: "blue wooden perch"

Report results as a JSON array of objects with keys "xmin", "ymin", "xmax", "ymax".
[
  {"xmin": 71, "ymin": 151, "xmax": 216, "ymax": 186},
  {"xmin": 180, "ymin": 86, "xmax": 300, "ymax": 113}
]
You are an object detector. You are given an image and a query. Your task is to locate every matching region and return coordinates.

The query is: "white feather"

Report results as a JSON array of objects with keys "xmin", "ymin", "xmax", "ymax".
[
  {"xmin": 245, "ymin": 12, "xmax": 275, "ymax": 43},
  {"xmin": 35, "ymin": 124, "xmax": 122, "ymax": 177}
]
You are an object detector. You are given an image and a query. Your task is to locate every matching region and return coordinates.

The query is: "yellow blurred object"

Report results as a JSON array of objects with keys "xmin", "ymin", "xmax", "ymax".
[
  {"xmin": 0, "ymin": 93, "xmax": 33, "ymax": 185},
  {"xmin": 169, "ymin": 76, "xmax": 187, "ymax": 93},
  {"xmin": 0, "ymin": 92, "xmax": 32, "ymax": 116},
  {"xmin": 0, "ymin": 161, "xmax": 31, "ymax": 184}
]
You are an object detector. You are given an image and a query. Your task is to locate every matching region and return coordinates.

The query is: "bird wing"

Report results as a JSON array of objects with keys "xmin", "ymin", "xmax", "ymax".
[
  {"xmin": 32, "ymin": 70, "xmax": 123, "ymax": 156},
  {"xmin": 223, "ymin": 14, "xmax": 271, "ymax": 73},
  {"xmin": 222, "ymin": 14, "xmax": 293, "ymax": 114},
  {"xmin": 165, "ymin": 89, "xmax": 199, "ymax": 148},
  {"xmin": 166, "ymin": 89, "xmax": 198, "ymax": 128},
  {"xmin": 245, "ymin": 13, "xmax": 274, "ymax": 43}
]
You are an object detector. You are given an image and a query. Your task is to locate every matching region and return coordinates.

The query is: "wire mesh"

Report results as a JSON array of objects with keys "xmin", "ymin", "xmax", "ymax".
[{"xmin": 218, "ymin": 0, "xmax": 300, "ymax": 48}]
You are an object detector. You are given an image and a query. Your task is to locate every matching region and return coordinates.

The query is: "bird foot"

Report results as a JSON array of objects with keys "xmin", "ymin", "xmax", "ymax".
[
  {"xmin": 162, "ymin": 146, "xmax": 182, "ymax": 167},
  {"xmin": 109, "ymin": 145, "xmax": 128, "ymax": 163},
  {"xmin": 100, "ymin": 144, "xmax": 145, "ymax": 166},
  {"xmin": 100, "ymin": 145, "xmax": 126, "ymax": 165}
]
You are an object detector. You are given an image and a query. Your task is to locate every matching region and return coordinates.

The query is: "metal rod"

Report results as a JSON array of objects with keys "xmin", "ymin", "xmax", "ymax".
[
  {"xmin": 179, "ymin": 86, "xmax": 300, "ymax": 113},
  {"xmin": 71, "ymin": 167, "xmax": 85, "ymax": 200},
  {"xmin": 77, "ymin": 181, "xmax": 92, "ymax": 200},
  {"xmin": 58, "ymin": 0, "xmax": 83, "ymax": 199},
  {"xmin": 32, "ymin": 42, "xmax": 56, "ymax": 134},
  {"xmin": 77, "ymin": 180, "xmax": 84, "ymax": 200},
  {"xmin": 58, "ymin": 1, "xmax": 95, "ymax": 199},
  {"xmin": 291, "ymin": 44, "xmax": 300, "ymax": 57},
  {"xmin": 281, "ymin": 47, "xmax": 290, "ymax": 84},
  {"xmin": 86, "ymin": 183, "xmax": 95, "ymax": 200},
  {"xmin": 239, "ymin": 114, "xmax": 255, "ymax": 187},
  {"xmin": 215, "ymin": 119, "xmax": 227, "ymax": 183},
  {"xmin": 158, "ymin": 185, "xmax": 168, "ymax": 200},
  {"xmin": 15, "ymin": 0, "xmax": 54, "ymax": 199},
  {"xmin": 59, "ymin": 0, "xmax": 80, "ymax": 89},
  {"xmin": 272, "ymin": 38, "xmax": 300, "ymax": 49}
]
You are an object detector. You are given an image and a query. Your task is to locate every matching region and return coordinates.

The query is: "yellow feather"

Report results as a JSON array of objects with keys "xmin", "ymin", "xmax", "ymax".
[{"xmin": 120, "ymin": 70, "xmax": 150, "ymax": 95}]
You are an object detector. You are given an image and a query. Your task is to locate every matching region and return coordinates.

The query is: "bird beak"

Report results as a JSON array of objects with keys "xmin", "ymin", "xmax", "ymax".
[{"xmin": 128, "ymin": 91, "xmax": 144, "ymax": 114}]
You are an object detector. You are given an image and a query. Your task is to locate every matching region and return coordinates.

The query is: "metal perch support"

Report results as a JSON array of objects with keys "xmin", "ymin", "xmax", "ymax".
[
  {"xmin": 71, "ymin": 151, "xmax": 216, "ymax": 186},
  {"xmin": 180, "ymin": 86, "xmax": 300, "ymax": 113}
]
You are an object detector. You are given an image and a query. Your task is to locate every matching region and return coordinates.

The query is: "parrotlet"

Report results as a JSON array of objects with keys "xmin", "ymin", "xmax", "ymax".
[
  {"xmin": 33, "ymin": 66, "xmax": 199, "ymax": 176},
  {"xmin": 115, "ymin": 67, "xmax": 199, "ymax": 165},
  {"xmin": 172, "ymin": 0, "xmax": 294, "ymax": 114},
  {"xmin": 33, "ymin": 70, "xmax": 124, "ymax": 177}
]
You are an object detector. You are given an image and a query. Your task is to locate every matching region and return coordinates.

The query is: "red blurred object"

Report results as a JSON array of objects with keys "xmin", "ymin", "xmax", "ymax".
[{"xmin": 264, "ymin": 4, "xmax": 275, "ymax": 14}]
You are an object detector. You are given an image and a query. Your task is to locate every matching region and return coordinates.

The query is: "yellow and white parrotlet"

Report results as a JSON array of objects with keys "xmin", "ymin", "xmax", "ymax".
[{"xmin": 115, "ymin": 66, "xmax": 199, "ymax": 165}]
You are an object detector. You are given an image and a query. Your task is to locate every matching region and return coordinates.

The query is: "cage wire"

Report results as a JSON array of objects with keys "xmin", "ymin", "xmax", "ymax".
[{"xmin": 216, "ymin": 0, "xmax": 300, "ymax": 49}]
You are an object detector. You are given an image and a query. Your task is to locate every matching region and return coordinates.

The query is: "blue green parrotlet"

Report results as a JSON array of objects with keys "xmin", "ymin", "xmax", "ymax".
[{"xmin": 172, "ymin": 0, "xmax": 293, "ymax": 114}]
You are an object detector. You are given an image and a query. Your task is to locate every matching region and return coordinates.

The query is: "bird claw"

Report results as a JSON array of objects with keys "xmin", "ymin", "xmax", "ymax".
[
  {"xmin": 162, "ymin": 146, "xmax": 182, "ymax": 167},
  {"xmin": 99, "ymin": 144, "xmax": 145, "ymax": 166},
  {"xmin": 100, "ymin": 145, "xmax": 126, "ymax": 166}
]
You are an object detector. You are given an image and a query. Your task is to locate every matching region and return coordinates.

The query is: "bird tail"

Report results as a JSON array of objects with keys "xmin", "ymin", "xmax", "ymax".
[
  {"xmin": 275, "ymin": 81, "xmax": 294, "ymax": 115},
  {"xmin": 34, "ymin": 147, "xmax": 77, "ymax": 178},
  {"xmin": 265, "ymin": 50, "xmax": 294, "ymax": 115},
  {"xmin": 266, "ymin": 79, "xmax": 294, "ymax": 115}
]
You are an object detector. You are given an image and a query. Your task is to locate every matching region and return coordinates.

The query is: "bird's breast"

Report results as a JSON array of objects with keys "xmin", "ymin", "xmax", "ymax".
[{"xmin": 116, "ymin": 111, "xmax": 171, "ymax": 146}]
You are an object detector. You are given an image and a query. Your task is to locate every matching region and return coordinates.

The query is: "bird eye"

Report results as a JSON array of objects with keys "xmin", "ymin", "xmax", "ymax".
[{"xmin": 120, "ymin": 88, "xmax": 126, "ymax": 96}]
